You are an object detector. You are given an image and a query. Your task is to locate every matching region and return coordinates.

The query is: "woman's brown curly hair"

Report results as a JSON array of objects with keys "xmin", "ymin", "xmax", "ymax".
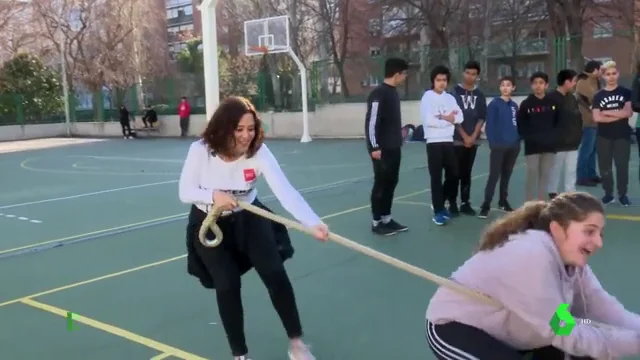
[
  {"xmin": 476, "ymin": 192, "xmax": 604, "ymax": 253},
  {"xmin": 200, "ymin": 96, "xmax": 264, "ymax": 158}
]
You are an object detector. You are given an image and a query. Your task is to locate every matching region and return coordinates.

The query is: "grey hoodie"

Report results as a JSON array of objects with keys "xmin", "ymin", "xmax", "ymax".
[{"xmin": 426, "ymin": 229, "xmax": 640, "ymax": 359}]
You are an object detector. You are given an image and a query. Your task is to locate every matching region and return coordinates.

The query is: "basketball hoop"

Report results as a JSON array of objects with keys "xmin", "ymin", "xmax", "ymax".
[{"xmin": 249, "ymin": 46, "xmax": 270, "ymax": 56}]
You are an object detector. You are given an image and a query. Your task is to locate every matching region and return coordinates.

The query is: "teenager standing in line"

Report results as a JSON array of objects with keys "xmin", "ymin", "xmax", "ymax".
[
  {"xmin": 517, "ymin": 72, "xmax": 559, "ymax": 201},
  {"xmin": 576, "ymin": 60, "xmax": 603, "ymax": 186},
  {"xmin": 592, "ymin": 61, "xmax": 633, "ymax": 206},
  {"xmin": 450, "ymin": 61, "xmax": 487, "ymax": 216},
  {"xmin": 478, "ymin": 76, "xmax": 520, "ymax": 219},
  {"xmin": 630, "ymin": 61, "xmax": 640, "ymax": 181},
  {"xmin": 421, "ymin": 65, "xmax": 463, "ymax": 225},
  {"xmin": 547, "ymin": 69, "xmax": 583, "ymax": 199},
  {"xmin": 365, "ymin": 58, "xmax": 410, "ymax": 236}
]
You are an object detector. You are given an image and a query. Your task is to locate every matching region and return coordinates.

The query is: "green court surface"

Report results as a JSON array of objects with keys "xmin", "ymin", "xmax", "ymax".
[{"xmin": 1, "ymin": 138, "xmax": 639, "ymax": 360}]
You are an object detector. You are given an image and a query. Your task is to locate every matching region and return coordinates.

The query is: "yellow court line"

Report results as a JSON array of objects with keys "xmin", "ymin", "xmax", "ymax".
[
  {"xmin": 0, "ymin": 167, "xmax": 506, "ymax": 309},
  {"xmin": 0, "ymin": 213, "xmax": 188, "ymax": 256},
  {"xmin": 0, "ymin": 255, "xmax": 186, "ymax": 308},
  {"xmin": 395, "ymin": 200, "xmax": 640, "ymax": 222},
  {"xmin": 20, "ymin": 298, "xmax": 206, "ymax": 360},
  {"xmin": 150, "ymin": 353, "xmax": 173, "ymax": 360},
  {"xmin": 607, "ymin": 214, "xmax": 640, "ymax": 222}
]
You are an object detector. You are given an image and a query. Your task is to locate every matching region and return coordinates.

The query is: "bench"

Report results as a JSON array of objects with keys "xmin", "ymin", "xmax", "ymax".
[{"xmin": 131, "ymin": 118, "xmax": 162, "ymax": 138}]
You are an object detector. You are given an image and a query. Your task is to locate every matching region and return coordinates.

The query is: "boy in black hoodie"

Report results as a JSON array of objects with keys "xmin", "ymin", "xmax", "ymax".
[
  {"xmin": 546, "ymin": 69, "xmax": 582, "ymax": 199},
  {"xmin": 516, "ymin": 72, "xmax": 559, "ymax": 201},
  {"xmin": 451, "ymin": 61, "xmax": 487, "ymax": 216}
]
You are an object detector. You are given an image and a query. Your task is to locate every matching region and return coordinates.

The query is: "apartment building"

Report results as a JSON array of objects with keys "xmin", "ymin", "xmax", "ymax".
[{"xmin": 334, "ymin": 0, "xmax": 638, "ymax": 97}]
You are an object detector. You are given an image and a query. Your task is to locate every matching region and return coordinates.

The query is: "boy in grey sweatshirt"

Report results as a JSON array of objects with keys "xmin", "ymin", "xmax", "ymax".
[{"xmin": 426, "ymin": 192, "xmax": 640, "ymax": 359}]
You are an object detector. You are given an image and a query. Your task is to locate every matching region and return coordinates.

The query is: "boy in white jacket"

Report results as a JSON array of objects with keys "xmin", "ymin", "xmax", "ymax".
[{"xmin": 420, "ymin": 65, "xmax": 464, "ymax": 225}]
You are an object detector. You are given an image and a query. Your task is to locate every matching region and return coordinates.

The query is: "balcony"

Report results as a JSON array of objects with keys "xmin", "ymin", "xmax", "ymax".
[
  {"xmin": 167, "ymin": 14, "xmax": 193, "ymax": 26},
  {"xmin": 487, "ymin": 38, "xmax": 549, "ymax": 58}
]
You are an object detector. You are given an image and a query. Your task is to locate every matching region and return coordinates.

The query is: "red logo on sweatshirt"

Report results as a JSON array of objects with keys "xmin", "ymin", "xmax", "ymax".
[{"xmin": 243, "ymin": 169, "xmax": 256, "ymax": 182}]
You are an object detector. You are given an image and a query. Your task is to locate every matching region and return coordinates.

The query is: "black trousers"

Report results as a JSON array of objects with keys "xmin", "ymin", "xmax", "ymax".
[
  {"xmin": 180, "ymin": 116, "xmax": 190, "ymax": 136},
  {"xmin": 453, "ymin": 145, "xmax": 478, "ymax": 204},
  {"xmin": 596, "ymin": 136, "xmax": 630, "ymax": 197},
  {"xmin": 426, "ymin": 142, "xmax": 458, "ymax": 213},
  {"xmin": 426, "ymin": 320, "xmax": 593, "ymax": 360},
  {"xmin": 187, "ymin": 203, "xmax": 302, "ymax": 356},
  {"xmin": 119, "ymin": 120, "xmax": 131, "ymax": 137},
  {"xmin": 483, "ymin": 146, "xmax": 520, "ymax": 205},
  {"xmin": 370, "ymin": 147, "xmax": 401, "ymax": 221}
]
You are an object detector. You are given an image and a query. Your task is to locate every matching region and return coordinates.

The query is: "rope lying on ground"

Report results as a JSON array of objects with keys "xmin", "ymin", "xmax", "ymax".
[{"xmin": 199, "ymin": 201, "xmax": 615, "ymax": 330}]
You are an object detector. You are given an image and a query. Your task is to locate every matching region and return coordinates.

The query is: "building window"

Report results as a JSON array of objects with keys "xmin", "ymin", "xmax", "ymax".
[
  {"xmin": 527, "ymin": 62, "xmax": 544, "ymax": 76},
  {"xmin": 368, "ymin": 19, "xmax": 381, "ymax": 36},
  {"xmin": 166, "ymin": 0, "xmax": 191, "ymax": 8},
  {"xmin": 497, "ymin": 64, "xmax": 511, "ymax": 79},
  {"xmin": 469, "ymin": 3, "xmax": 481, "ymax": 18},
  {"xmin": 593, "ymin": 22, "xmax": 613, "ymax": 38},
  {"xmin": 369, "ymin": 46, "xmax": 381, "ymax": 57},
  {"xmin": 167, "ymin": 4, "xmax": 192, "ymax": 19}
]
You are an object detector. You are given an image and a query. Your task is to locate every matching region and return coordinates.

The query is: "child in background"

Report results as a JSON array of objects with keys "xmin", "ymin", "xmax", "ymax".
[
  {"xmin": 517, "ymin": 72, "xmax": 559, "ymax": 201},
  {"xmin": 421, "ymin": 65, "xmax": 464, "ymax": 226},
  {"xmin": 451, "ymin": 60, "xmax": 487, "ymax": 217},
  {"xmin": 592, "ymin": 61, "xmax": 633, "ymax": 206},
  {"xmin": 546, "ymin": 69, "xmax": 582, "ymax": 199},
  {"xmin": 478, "ymin": 76, "xmax": 520, "ymax": 219}
]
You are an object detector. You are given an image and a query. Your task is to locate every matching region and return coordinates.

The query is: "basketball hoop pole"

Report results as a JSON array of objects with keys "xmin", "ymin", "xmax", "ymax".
[
  {"xmin": 285, "ymin": 49, "xmax": 311, "ymax": 143},
  {"xmin": 199, "ymin": 0, "xmax": 219, "ymax": 121}
]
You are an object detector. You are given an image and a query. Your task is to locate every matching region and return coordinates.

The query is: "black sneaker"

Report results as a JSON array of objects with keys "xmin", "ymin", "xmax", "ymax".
[
  {"xmin": 548, "ymin": 193, "xmax": 558, "ymax": 200},
  {"xmin": 372, "ymin": 223, "xmax": 397, "ymax": 236},
  {"xmin": 385, "ymin": 219, "xmax": 408, "ymax": 232},
  {"xmin": 460, "ymin": 202, "xmax": 477, "ymax": 216},
  {"xmin": 498, "ymin": 200, "xmax": 514, "ymax": 212},
  {"xmin": 478, "ymin": 204, "xmax": 490, "ymax": 219},
  {"xmin": 448, "ymin": 203, "xmax": 460, "ymax": 217}
]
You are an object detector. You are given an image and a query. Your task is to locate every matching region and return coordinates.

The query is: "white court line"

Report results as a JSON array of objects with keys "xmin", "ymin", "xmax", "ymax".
[
  {"xmin": 0, "ymin": 180, "xmax": 177, "ymax": 210},
  {"xmin": 69, "ymin": 155, "xmax": 183, "ymax": 163}
]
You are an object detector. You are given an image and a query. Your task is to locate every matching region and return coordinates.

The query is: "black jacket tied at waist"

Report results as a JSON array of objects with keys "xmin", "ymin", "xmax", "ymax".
[{"xmin": 186, "ymin": 199, "xmax": 294, "ymax": 289}]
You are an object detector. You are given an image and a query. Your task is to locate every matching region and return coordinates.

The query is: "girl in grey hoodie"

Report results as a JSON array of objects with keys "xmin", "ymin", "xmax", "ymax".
[{"xmin": 426, "ymin": 192, "xmax": 640, "ymax": 360}]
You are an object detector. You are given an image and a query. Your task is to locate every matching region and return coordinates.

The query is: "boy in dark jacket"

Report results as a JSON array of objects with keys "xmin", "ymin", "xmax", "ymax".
[
  {"xmin": 517, "ymin": 72, "xmax": 559, "ymax": 201},
  {"xmin": 451, "ymin": 60, "xmax": 487, "ymax": 216},
  {"xmin": 546, "ymin": 69, "xmax": 582, "ymax": 198},
  {"xmin": 478, "ymin": 76, "xmax": 520, "ymax": 218}
]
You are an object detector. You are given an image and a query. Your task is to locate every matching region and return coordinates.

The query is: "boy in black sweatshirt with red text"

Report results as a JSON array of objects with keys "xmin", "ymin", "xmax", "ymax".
[{"xmin": 516, "ymin": 72, "xmax": 560, "ymax": 201}]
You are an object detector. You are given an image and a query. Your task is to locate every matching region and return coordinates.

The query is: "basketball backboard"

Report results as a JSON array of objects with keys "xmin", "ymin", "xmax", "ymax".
[{"xmin": 244, "ymin": 15, "xmax": 290, "ymax": 56}]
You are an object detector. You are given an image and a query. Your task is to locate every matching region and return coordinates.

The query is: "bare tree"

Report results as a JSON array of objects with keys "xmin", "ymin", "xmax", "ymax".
[
  {"xmin": 300, "ymin": 0, "xmax": 363, "ymax": 98},
  {"xmin": 34, "ymin": 0, "xmax": 168, "ymax": 118},
  {"xmin": 383, "ymin": 0, "xmax": 464, "ymax": 82},
  {"xmin": 590, "ymin": 0, "xmax": 639, "ymax": 70},
  {"xmin": 544, "ymin": 0, "xmax": 591, "ymax": 69},
  {"xmin": 488, "ymin": 0, "xmax": 548, "ymax": 77},
  {"xmin": 0, "ymin": 2, "xmax": 48, "ymax": 63}
]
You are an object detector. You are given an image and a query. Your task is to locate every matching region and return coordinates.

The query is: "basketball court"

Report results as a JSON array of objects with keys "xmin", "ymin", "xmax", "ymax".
[{"xmin": 1, "ymin": 137, "xmax": 639, "ymax": 360}]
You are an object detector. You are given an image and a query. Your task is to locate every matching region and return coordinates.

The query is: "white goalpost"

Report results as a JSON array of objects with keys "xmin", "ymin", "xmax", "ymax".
[{"xmin": 198, "ymin": 2, "xmax": 311, "ymax": 143}]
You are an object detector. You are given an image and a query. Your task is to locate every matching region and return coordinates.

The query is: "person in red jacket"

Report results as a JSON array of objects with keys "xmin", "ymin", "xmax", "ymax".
[{"xmin": 179, "ymin": 96, "xmax": 191, "ymax": 137}]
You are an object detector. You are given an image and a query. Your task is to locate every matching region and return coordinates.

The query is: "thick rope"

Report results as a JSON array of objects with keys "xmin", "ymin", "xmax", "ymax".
[{"xmin": 199, "ymin": 201, "xmax": 615, "ymax": 330}]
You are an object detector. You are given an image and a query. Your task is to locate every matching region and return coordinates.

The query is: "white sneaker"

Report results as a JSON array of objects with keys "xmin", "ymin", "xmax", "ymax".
[
  {"xmin": 288, "ymin": 342, "xmax": 315, "ymax": 360},
  {"xmin": 233, "ymin": 356, "xmax": 251, "ymax": 360}
]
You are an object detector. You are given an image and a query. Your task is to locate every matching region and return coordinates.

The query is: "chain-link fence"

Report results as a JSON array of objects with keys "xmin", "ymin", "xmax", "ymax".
[{"xmin": 1, "ymin": 33, "xmax": 637, "ymax": 126}]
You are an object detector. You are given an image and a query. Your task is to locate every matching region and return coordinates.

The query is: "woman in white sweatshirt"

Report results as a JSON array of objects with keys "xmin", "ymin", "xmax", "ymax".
[
  {"xmin": 420, "ymin": 65, "xmax": 464, "ymax": 226},
  {"xmin": 426, "ymin": 191, "xmax": 640, "ymax": 360}
]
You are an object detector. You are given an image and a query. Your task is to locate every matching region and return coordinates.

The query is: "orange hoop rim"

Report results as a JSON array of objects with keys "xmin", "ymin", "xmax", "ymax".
[{"xmin": 249, "ymin": 46, "xmax": 270, "ymax": 55}]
